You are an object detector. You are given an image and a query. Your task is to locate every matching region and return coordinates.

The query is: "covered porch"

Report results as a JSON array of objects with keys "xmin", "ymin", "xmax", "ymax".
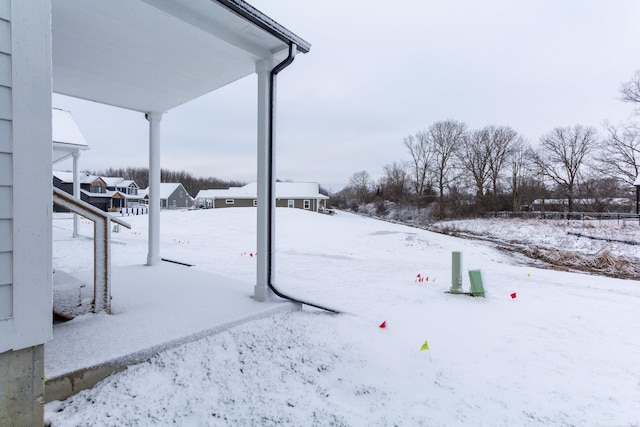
[
  {"xmin": 45, "ymin": 0, "xmax": 312, "ymax": 402},
  {"xmin": 52, "ymin": 0, "xmax": 310, "ymax": 302}
]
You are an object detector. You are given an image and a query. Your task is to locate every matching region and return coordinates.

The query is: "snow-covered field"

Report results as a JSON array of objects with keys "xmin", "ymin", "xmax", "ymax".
[
  {"xmin": 430, "ymin": 217, "xmax": 640, "ymax": 279},
  {"xmin": 46, "ymin": 209, "xmax": 640, "ymax": 426}
]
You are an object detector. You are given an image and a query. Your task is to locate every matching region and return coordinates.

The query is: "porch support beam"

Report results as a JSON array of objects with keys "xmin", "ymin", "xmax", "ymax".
[
  {"xmin": 72, "ymin": 150, "xmax": 80, "ymax": 238},
  {"xmin": 146, "ymin": 112, "xmax": 164, "ymax": 266},
  {"xmin": 254, "ymin": 57, "xmax": 276, "ymax": 301}
]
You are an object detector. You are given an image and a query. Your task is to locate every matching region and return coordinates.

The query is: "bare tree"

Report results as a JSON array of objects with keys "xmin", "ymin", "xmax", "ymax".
[
  {"xmin": 381, "ymin": 161, "xmax": 410, "ymax": 204},
  {"xmin": 620, "ymin": 70, "xmax": 640, "ymax": 105},
  {"xmin": 348, "ymin": 170, "xmax": 372, "ymax": 204},
  {"xmin": 507, "ymin": 137, "xmax": 531, "ymax": 212},
  {"xmin": 594, "ymin": 121, "xmax": 640, "ymax": 187},
  {"xmin": 486, "ymin": 125, "xmax": 519, "ymax": 210},
  {"xmin": 403, "ymin": 130, "xmax": 435, "ymax": 207},
  {"xmin": 531, "ymin": 125, "xmax": 598, "ymax": 212},
  {"xmin": 458, "ymin": 127, "xmax": 491, "ymax": 207},
  {"xmin": 580, "ymin": 176, "xmax": 627, "ymax": 212},
  {"xmin": 429, "ymin": 119, "xmax": 467, "ymax": 219}
]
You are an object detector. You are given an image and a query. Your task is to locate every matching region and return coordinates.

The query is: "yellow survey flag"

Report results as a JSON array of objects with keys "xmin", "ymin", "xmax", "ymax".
[{"xmin": 420, "ymin": 340, "xmax": 429, "ymax": 351}]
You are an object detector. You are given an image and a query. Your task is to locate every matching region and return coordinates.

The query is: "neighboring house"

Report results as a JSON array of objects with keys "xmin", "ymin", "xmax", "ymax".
[
  {"xmin": 195, "ymin": 182, "xmax": 328, "ymax": 212},
  {"xmin": 142, "ymin": 183, "xmax": 193, "ymax": 209},
  {"xmin": 53, "ymin": 171, "xmax": 144, "ymax": 212}
]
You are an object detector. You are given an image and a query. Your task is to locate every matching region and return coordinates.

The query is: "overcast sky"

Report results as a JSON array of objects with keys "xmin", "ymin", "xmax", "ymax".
[{"xmin": 53, "ymin": 0, "xmax": 640, "ymax": 192}]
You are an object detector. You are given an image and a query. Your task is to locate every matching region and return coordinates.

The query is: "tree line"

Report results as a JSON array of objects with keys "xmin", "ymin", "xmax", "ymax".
[
  {"xmin": 332, "ymin": 70, "xmax": 640, "ymax": 219},
  {"xmin": 91, "ymin": 167, "xmax": 245, "ymax": 198}
]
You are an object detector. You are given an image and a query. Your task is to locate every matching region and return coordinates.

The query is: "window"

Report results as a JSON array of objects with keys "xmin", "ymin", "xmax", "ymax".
[
  {"xmin": 172, "ymin": 200, "xmax": 176, "ymax": 207},
  {"xmin": 91, "ymin": 185, "xmax": 105, "ymax": 194},
  {"xmin": 226, "ymin": 199, "xmax": 235, "ymax": 205},
  {"xmin": 287, "ymin": 200, "xmax": 294, "ymax": 208},
  {"xmin": 303, "ymin": 200, "xmax": 310, "ymax": 210}
]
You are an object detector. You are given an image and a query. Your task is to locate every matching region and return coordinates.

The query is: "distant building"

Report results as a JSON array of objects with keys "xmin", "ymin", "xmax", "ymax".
[
  {"xmin": 195, "ymin": 182, "xmax": 328, "ymax": 212},
  {"xmin": 530, "ymin": 197, "xmax": 632, "ymax": 212},
  {"xmin": 141, "ymin": 183, "xmax": 193, "ymax": 209},
  {"xmin": 53, "ymin": 171, "xmax": 144, "ymax": 212}
]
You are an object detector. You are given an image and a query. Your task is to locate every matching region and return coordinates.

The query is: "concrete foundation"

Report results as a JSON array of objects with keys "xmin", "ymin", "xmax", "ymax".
[{"xmin": 0, "ymin": 345, "xmax": 45, "ymax": 426}]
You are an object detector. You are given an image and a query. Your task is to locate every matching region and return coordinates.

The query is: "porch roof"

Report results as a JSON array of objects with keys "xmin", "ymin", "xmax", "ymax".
[
  {"xmin": 52, "ymin": 108, "xmax": 89, "ymax": 164},
  {"xmin": 52, "ymin": 0, "xmax": 310, "ymax": 113}
]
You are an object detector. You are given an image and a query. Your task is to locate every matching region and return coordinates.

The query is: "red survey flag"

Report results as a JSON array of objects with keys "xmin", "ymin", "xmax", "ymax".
[
  {"xmin": 379, "ymin": 321, "xmax": 386, "ymax": 328},
  {"xmin": 510, "ymin": 292, "xmax": 517, "ymax": 299}
]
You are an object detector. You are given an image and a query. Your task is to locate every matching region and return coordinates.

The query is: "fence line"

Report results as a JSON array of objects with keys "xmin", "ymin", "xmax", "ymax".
[
  {"xmin": 480, "ymin": 211, "xmax": 640, "ymax": 223},
  {"xmin": 119, "ymin": 206, "xmax": 148, "ymax": 216}
]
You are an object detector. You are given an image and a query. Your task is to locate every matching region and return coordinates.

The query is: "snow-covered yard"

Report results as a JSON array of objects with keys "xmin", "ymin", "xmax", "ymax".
[
  {"xmin": 430, "ymin": 217, "xmax": 640, "ymax": 279},
  {"xmin": 45, "ymin": 209, "xmax": 640, "ymax": 426}
]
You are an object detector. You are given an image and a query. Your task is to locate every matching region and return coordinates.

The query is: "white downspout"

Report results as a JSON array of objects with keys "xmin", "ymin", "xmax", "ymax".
[{"xmin": 146, "ymin": 112, "xmax": 164, "ymax": 266}]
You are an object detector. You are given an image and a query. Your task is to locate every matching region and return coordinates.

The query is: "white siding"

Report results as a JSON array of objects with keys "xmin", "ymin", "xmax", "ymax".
[
  {"xmin": 0, "ymin": 85, "xmax": 10, "ymax": 119},
  {"xmin": 0, "ymin": 53, "xmax": 9, "ymax": 87},
  {"xmin": 0, "ymin": 11, "xmax": 10, "ymax": 336},
  {"xmin": 0, "ymin": 186, "xmax": 9, "ymax": 218},
  {"xmin": 0, "ymin": 251, "xmax": 10, "ymax": 285},
  {"xmin": 0, "ymin": 119, "xmax": 9, "ymax": 152},
  {"xmin": 0, "ymin": 218, "xmax": 9, "ymax": 251},
  {"xmin": 0, "ymin": 284, "xmax": 10, "ymax": 319},
  {"xmin": 0, "ymin": 250, "xmax": 11, "ymax": 319},
  {"xmin": 0, "ymin": 0, "xmax": 9, "ymax": 20},
  {"xmin": 0, "ymin": 152, "xmax": 10, "ymax": 184},
  {"xmin": 0, "ymin": 0, "xmax": 52, "ymax": 353},
  {"xmin": 0, "ymin": 18, "xmax": 9, "ymax": 53}
]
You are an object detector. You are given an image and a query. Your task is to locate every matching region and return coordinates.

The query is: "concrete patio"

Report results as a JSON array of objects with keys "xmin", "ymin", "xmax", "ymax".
[{"xmin": 45, "ymin": 263, "xmax": 298, "ymax": 402}]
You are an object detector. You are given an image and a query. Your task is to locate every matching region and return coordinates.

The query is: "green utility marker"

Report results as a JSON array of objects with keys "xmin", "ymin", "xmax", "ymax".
[
  {"xmin": 468, "ymin": 269, "xmax": 486, "ymax": 297},
  {"xmin": 450, "ymin": 251, "xmax": 463, "ymax": 294}
]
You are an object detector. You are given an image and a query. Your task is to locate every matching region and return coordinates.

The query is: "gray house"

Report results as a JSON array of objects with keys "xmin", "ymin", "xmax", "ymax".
[
  {"xmin": 195, "ymin": 182, "xmax": 328, "ymax": 211},
  {"xmin": 142, "ymin": 183, "xmax": 193, "ymax": 209}
]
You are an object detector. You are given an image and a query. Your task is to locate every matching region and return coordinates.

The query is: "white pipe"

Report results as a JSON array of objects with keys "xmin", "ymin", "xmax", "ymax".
[{"xmin": 146, "ymin": 112, "xmax": 164, "ymax": 266}]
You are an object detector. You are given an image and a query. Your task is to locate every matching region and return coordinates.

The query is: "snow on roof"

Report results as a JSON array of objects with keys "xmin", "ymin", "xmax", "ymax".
[
  {"xmin": 54, "ymin": 172, "xmax": 143, "ymax": 190},
  {"xmin": 53, "ymin": 170, "xmax": 96, "ymax": 185},
  {"xmin": 52, "ymin": 108, "xmax": 88, "ymax": 147},
  {"xmin": 195, "ymin": 189, "xmax": 229, "ymax": 199},
  {"xmin": 102, "ymin": 177, "xmax": 125, "ymax": 187},
  {"xmin": 160, "ymin": 183, "xmax": 182, "ymax": 199},
  {"xmin": 79, "ymin": 189, "xmax": 112, "ymax": 199},
  {"xmin": 142, "ymin": 183, "xmax": 190, "ymax": 200},
  {"xmin": 197, "ymin": 182, "xmax": 328, "ymax": 200},
  {"xmin": 276, "ymin": 182, "xmax": 328, "ymax": 199}
]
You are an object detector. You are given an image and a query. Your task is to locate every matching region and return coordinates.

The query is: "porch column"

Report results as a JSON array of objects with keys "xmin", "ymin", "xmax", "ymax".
[
  {"xmin": 255, "ymin": 58, "xmax": 276, "ymax": 301},
  {"xmin": 72, "ymin": 150, "xmax": 80, "ymax": 238},
  {"xmin": 146, "ymin": 112, "xmax": 164, "ymax": 266}
]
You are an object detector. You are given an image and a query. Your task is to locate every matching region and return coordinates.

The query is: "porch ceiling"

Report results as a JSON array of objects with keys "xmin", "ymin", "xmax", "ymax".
[{"xmin": 51, "ymin": 0, "xmax": 309, "ymax": 113}]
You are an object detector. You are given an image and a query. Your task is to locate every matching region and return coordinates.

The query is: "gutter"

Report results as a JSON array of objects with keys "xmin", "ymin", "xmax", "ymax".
[
  {"xmin": 216, "ymin": 0, "xmax": 311, "ymax": 53},
  {"xmin": 266, "ymin": 44, "xmax": 340, "ymax": 314}
]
